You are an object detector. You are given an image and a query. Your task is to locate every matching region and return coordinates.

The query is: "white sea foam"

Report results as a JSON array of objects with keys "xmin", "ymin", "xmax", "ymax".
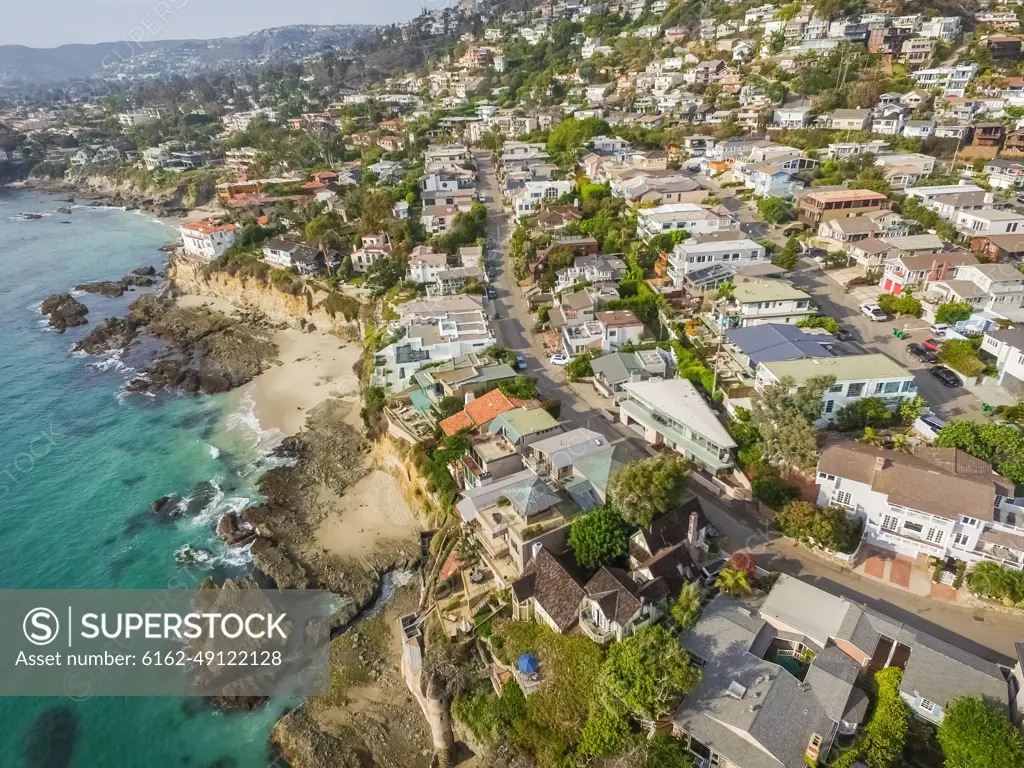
[
  {"xmin": 207, "ymin": 444, "xmax": 221, "ymax": 459},
  {"xmin": 225, "ymin": 390, "xmax": 284, "ymax": 452},
  {"xmin": 215, "ymin": 540, "xmax": 254, "ymax": 568}
]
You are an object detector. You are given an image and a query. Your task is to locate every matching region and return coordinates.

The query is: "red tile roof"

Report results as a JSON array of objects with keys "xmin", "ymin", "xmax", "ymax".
[
  {"xmin": 438, "ymin": 390, "xmax": 541, "ymax": 437},
  {"xmin": 440, "ymin": 410, "xmax": 474, "ymax": 437}
]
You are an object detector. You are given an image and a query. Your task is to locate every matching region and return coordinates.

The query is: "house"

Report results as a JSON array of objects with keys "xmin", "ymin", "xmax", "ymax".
[
  {"xmin": 561, "ymin": 310, "xmax": 644, "ymax": 357},
  {"xmin": 971, "ymin": 122, "xmax": 1006, "ymax": 149},
  {"xmin": 428, "ymin": 266, "xmax": 485, "ymax": 296},
  {"xmin": 880, "ymin": 250, "xmax": 976, "ymax": 296},
  {"xmin": 827, "ymin": 109, "xmax": 871, "ymax": 131},
  {"xmin": 848, "ymin": 232, "xmax": 943, "ymax": 270},
  {"xmin": 761, "ymin": 575, "xmax": 1008, "ymax": 726},
  {"xmin": 902, "ymin": 120, "xmax": 935, "ymax": 139},
  {"xmin": 405, "ymin": 356, "xmax": 517, "ymax": 416},
  {"xmin": 511, "ymin": 180, "xmax": 574, "ymax": 216},
  {"xmin": 629, "ymin": 494, "xmax": 707, "ymax": 582},
  {"xmin": 618, "ymin": 378, "xmax": 737, "ymax": 473},
  {"xmin": 590, "ymin": 349, "xmax": 669, "ymax": 397},
  {"xmin": 929, "ymin": 263, "xmax": 1024, "ymax": 313},
  {"xmin": 687, "ymin": 60, "xmax": 727, "ymax": 85},
  {"xmin": 872, "ymin": 107, "xmax": 907, "ymax": 136},
  {"xmin": 673, "ymin": 593, "xmax": 868, "ymax": 768},
  {"xmin": 971, "ymin": 233, "xmax": 1024, "ymax": 262},
  {"xmin": 817, "ymin": 442, "xmax": 1024, "ymax": 578},
  {"xmin": 905, "ymin": 182, "xmax": 985, "ymax": 206},
  {"xmin": 741, "ymin": 154, "xmax": 817, "ymax": 198},
  {"xmin": 667, "ymin": 238, "xmax": 768, "ymax": 293},
  {"xmin": 772, "ymin": 105, "xmax": 813, "ymax": 129},
  {"xmin": 919, "ymin": 16, "xmax": 961, "ymax": 41},
  {"xmin": 350, "ymin": 233, "xmax": 392, "ymax": 273},
  {"xmin": 179, "ymin": 220, "xmax": 238, "ymax": 260},
  {"xmin": 985, "ymin": 33, "xmax": 1024, "ymax": 60},
  {"xmin": 553, "ymin": 254, "xmax": 627, "ymax": 292},
  {"xmin": 636, "ymin": 203, "xmax": 733, "ymax": 242},
  {"xmin": 420, "ymin": 205, "xmax": 461, "ymax": 234},
  {"xmin": 797, "ymin": 189, "xmax": 892, "ymax": 227},
  {"xmin": 981, "ymin": 327, "xmax": 1024, "ymax": 389},
  {"xmin": 578, "ymin": 566, "xmax": 665, "ymax": 645},
  {"xmin": 489, "ymin": 407, "xmax": 562, "ymax": 448},
  {"xmin": 510, "ymin": 547, "xmax": 585, "ymax": 632},
  {"xmin": 596, "ymin": 309, "xmax": 645, "ymax": 347},
  {"xmin": 913, "ymin": 62, "xmax": 976, "ymax": 96},
  {"xmin": 922, "ymin": 189, "xmax": 995, "ymax": 222},
  {"xmin": 263, "ymin": 238, "xmax": 319, "ymax": 270},
  {"xmin": 407, "ymin": 248, "xmax": 448, "ymax": 284},
  {"xmin": 817, "ymin": 216, "xmax": 880, "ymax": 249},
  {"xmin": 724, "ymin": 324, "xmax": 834, "ymax": 377},
  {"xmin": 899, "ymin": 37, "xmax": 936, "ymax": 67},
  {"xmin": 983, "ymin": 158, "xmax": 1024, "ymax": 190},
  {"xmin": 709, "ymin": 278, "xmax": 815, "ymax": 328},
  {"xmin": 535, "ymin": 204, "xmax": 583, "ymax": 231},
  {"xmin": 756, "ymin": 355, "xmax": 918, "ymax": 424},
  {"xmin": 955, "ymin": 208, "xmax": 1024, "ymax": 237}
]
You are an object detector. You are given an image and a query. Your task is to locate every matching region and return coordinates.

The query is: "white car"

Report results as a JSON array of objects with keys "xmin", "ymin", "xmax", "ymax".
[
  {"xmin": 860, "ymin": 302, "xmax": 887, "ymax": 322},
  {"xmin": 929, "ymin": 322, "xmax": 950, "ymax": 336},
  {"xmin": 550, "ymin": 354, "xmax": 571, "ymax": 366}
]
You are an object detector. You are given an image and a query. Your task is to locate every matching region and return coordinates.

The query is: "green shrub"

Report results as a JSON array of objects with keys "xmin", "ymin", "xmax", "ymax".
[
  {"xmin": 796, "ymin": 315, "xmax": 838, "ymax": 334},
  {"xmin": 967, "ymin": 561, "xmax": 1024, "ymax": 603},
  {"xmin": 940, "ymin": 338, "xmax": 985, "ymax": 377}
]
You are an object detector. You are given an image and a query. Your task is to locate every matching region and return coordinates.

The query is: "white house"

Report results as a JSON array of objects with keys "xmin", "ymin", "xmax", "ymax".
[
  {"xmin": 406, "ymin": 247, "xmax": 448, "ymax": 284},
  {"xmin": 755, "ymin": 354, "xmax": 918, "ymax": 424},
  {"xmin": 667, "ymin": 238, "xmax": 768, "ymax": 291},
  {"xmin": 816, "ymin": 442, "xmax": 1024, "ymax": 574},
  {"xmin": 929, "ymin": 262, "xmax": 1024, "ymax": 313},
  {"xmin": 561, "ymin": 309, "xmax": 645, "ymax": 357},
  {"xmin": 618, "ymin": 378, "xmax": 737, "ymax": 473},
  {"xmin": 912, "ymin": 63, "xmax": 977, "ymax": 96},
  {"xmin": 636, "ymin": 203, "xmax": 732, "ymax": 241},
  {"xmin": 981, "ymin": 327, "xmax": 1024, "ymax": 389},
  {"xmin": 179, "ymin": 220, "xmax": 238, "ymax": 260},
  {"xmin": 511, "ymin": 180, "xmax": 574, "ymax": 216},
  {"xmin": 350, "ymin": 233, "xmax": 392, "ymax": 273},
  {"xmin": 919, "ymin": 16, "xmax": 961, "ymax": 41},
  {"xmin": 772, "ymin": 105, "xmax": 813, "ymax": 128},
  {"xmin": 709, "ymin": 278, "xmax": 815, "ymax": 328},
  {"xmin": 955, "ymin": 208, "xmax": 1024, "ymax": 237}
]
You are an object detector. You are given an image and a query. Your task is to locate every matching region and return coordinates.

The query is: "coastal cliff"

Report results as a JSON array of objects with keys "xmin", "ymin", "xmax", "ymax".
[{"xmin": 170, "ymin": 258, "xmax": 366, "ymax": 335}]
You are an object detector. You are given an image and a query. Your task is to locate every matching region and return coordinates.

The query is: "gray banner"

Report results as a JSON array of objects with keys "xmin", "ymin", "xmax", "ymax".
[{"xmin": 1, "ymin": 590, "xmax": 331, "ymax": 698}]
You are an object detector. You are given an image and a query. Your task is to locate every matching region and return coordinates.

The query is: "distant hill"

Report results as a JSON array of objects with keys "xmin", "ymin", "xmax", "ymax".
[{"xmin": 0, "ymin": 25, "xmax": 376, "ymax": 85}]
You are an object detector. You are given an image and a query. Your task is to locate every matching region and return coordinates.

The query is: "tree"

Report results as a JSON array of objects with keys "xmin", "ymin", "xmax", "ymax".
[
  {"xmin": 940, "ymin": 338, "xmax": 986, "ymax": 377},
  {"xmin": 863, "ymin": 668, "xmax": 911, "ymax": 768},
  {"xmin": 935, "ymin": 421, "xmax": 1024, "ymax": 483},
  {"xmin": 935, "ymin": 300, "xmax": 974, "ymax": 325},
  {"xmin": 565, "ymin": 353, "xmax": 594, "ymax": 382},
  {"xmin": 497, "ymin": 376, "xmax": 540, "ymax": 400},
  {"xmin": 437, "ymin": 395, "xmax": 464, "ymax": 419},
  {"xmin": 898, "ymin": 395, "xmax": 927, "ymax": 425},
  {"xmin": 757, "ymin": 196, "xmax": 793, "ymax": 225},
  {"xmin": 596, "ymin": 625, "xmax": 700, "ymax": 721},
  {"xmin": 728, "ymin": 552, "xmax": 757, "ymax": 577},
  {"xmin": 938, "ymin": 697, "xmax": 1024, "ymax": 768},
  {"xmin": 578, "ymin": 704, "xmax": 630, "ymax": 757},
  {"xmin": 876, "ymin": 292, "xmax": 922, "ymax": 317},
  {"xmin": 861, "ymin": 426, "xmax": 884, "ymax": 446},
  {"xmin": 835, "ymin": 397, "xmax": 894, "ymax": 431},
  {"xmin": 670, "ymin": 582, "xmax": 704, "ymax": 631},
  {"xmin": 644, "ymin": 733, "xmax": 694, "ymax": 768},
  {"xmin": 750, "ymin": 375, "xmax": 835, "ymax": 468},
  {"xmin": 775, "ymin": 501, "xmax": 861, "ymax": 553},
  {"xmin": 608, "ymin": 454, "xmax": 689, "ymax": 528},
  {"xmin": 797, "ymin": 315, "xmax": 839, "ymax": 334},
  {"xmin": 568, "ymin": 506, "xmax": 630, "ymax": 573},
  {"xmin": 715, "ymin": 567, "xmax": 752, "ymax": 596},
  {"xmin": 772, "ymin": 235, "xmax": 800, "ymax": 270}
]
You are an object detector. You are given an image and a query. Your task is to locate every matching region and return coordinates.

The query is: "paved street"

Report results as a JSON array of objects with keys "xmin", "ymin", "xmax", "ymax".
[{"xmin": 474, "ymin": 152, "xmax": 1024, "ymax": 662}]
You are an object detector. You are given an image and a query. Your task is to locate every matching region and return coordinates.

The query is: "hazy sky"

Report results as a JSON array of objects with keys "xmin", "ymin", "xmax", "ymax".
[{"xmin": 2, "ymin": 0, "xmax": 433, "ymax": 48}]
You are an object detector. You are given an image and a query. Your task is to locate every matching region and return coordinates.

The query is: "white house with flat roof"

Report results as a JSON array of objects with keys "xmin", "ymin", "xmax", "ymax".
[
  {"xmin": 618, "ymin": 378, "xmax": 737, "ymax": 473},
  {"xmin": 755, "ymin": 354, "xmax": 918, "ymax": 424},
  {"xmin": 708, "ymin": 278, "xmax": 815, "ymax": 328},
  {"xmin": 636, "ymin": 203, "xmax": 733, "ymax": 241},
  {"xmin": 667, "ymin": 238, "xmax": 768, "ymax": 291}
]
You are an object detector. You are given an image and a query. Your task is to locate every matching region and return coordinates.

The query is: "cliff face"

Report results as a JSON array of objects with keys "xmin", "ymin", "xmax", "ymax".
[{"xmin": 170, "ymin": 260, "xmax": 363, "ymax": 336}]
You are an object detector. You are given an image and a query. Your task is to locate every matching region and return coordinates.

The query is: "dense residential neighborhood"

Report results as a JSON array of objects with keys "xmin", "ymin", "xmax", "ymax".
[{"xmin": 9, "ymin": 0, "xmax": 1024, "ymax": 765}]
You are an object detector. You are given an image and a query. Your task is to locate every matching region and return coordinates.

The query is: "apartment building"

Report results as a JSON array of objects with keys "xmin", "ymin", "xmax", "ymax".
[
  {"xmin": 955, "ymin": 208, "xmax": 1024, "ymax": 237},
  {"xmin": 912, "ymin": 63, "xmax": 977, "ymax": 96},
  {"xmin": 708, "ymin": 278, "xmax": 815, "ymax": 328},
  {"xmin": 756, "ymin": 354, "xmax": 918, "ymax": 424},
  {"xmin": 179, "ymin": 220, "xmax": 238, "ymax": 260},
  {"xmin": 817, "ymin": 442, "xmax": 1024, "ymax": 572}
]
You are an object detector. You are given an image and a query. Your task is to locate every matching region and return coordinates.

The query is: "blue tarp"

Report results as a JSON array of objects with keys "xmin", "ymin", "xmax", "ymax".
[{"xmin": 517, "ymin": 653, "xmax": 539, "ymax": 674}]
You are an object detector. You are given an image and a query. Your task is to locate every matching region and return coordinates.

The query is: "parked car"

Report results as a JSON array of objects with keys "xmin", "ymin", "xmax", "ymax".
[
  {"xmin": 906, "ymin": 343, "xmax": 938, "ymax": 364},
  {"xmin": 914, "ymin": 412, "xmax": 947, "ymax": 441},
  {"xmin": 834, "ymin": 328, "xmax": 853, "ymax": 342},
  {"xmin": 550, "ymin": 353, "xmax": 570, "ymax": 366},
  {"xmin": 860, "ymin": 302, "xmax": 887, "ymax": 322},
  {"xmin": 700, "ymin": 559, "xmax": 726, "ymax": 587},
  {"xmin": 929, "ymin": 322, "xmax": 950, "ymax": 336},
  {"xmin": 686, "ymin": 165, "xmax": 701, "ymax": 173},
  {"xmin": 922, "ymin": 338, "xmax": 943, "ymax": 352},
  {"xmin": 486, "ymin": 286, "xmax": 497, "ymax": 299},
  {"xmin": 515, "ymin": 354, "xmax": 527, "ymax": 371},
  {"xmin": 930, "ymin": 366, "xmax": 960, "ymax": 387}
]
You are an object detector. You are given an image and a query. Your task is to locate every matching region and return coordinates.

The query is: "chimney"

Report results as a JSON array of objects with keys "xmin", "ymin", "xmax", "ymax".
[
  {"xmin": 875, "ymin": 456, "xmax": 888, "ymax": 471},
  {"xmin": 984, "ymin": 192, "xmax": 994, "ymax": 204},
  {"xmin": 928, "ymin": 259, "xmax": 939, "ymax": 282},
  {"xmin": 688, "ymin": 510, "xmax": 700, "ymax": 542},
  {"xmin": 464, "ymin": 392, "xmax": 476, "ymax": 406},
  {"xmin": 939, "ymin": 260, "xmax": 949, "ymax": 281}
]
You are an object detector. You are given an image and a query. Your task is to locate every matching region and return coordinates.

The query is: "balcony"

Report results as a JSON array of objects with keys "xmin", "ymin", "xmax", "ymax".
[
  {"xmin": 579, "ymin": 612, "xmax": 616, "ymax": 646},
  {"xmin": 876, "ymin": 527, "xmax": 945, "ymax": 555}
]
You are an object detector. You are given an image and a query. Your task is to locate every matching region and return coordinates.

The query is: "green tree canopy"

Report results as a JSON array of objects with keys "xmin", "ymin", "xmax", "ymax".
[
  {"xmin": 935, "ymin": 300, "xmax": 974, "ymax": 325},
  {"xmin": 596, "ymin": 625, "xmax": 700, "ymax": 721},
  {"xmin": 750, "ymin": 375, "xmax": 835, "ymax": 468},
  {"xmin": 757, "ymin": 196, "xmax": 794, "ymax": 225},
  {"xmin": 934, "ymin": 421, "xmax": 1024, "ymax": 484},
  {"xmin": 937, "ymin": 697, "xmax": 1024, "ymax": 768},
  {"xmin": 608, "ymin": 454, "xmax": 689, "ymax": 528},
  {"xmin": 567, "ymin": 505, "xmax": 630, "ymax": 573},
  {"xmin": 670, "ymin": 581, "xmax": 704, "ymax": 631}
]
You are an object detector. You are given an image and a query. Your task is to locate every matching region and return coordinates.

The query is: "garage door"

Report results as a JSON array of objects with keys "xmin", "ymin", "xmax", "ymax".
[{"xmin": 883, "ymin": 278, "xmax": 893, "ymax": 292}]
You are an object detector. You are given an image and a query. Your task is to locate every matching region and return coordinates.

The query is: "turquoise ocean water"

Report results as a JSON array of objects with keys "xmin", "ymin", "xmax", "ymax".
[{"xmin": 0, "ymin": 189, "xmax": 291, "ymax": 767}]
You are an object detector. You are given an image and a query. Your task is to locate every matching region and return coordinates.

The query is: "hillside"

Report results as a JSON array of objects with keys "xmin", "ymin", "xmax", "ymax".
[{"xmin": 0, "ymin": 25, "xmax": 376, "ymax": 85}]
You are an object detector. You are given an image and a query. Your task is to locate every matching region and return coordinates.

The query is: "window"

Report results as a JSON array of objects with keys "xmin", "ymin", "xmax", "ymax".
[
  {"xmin": 832, "ymin": 490, "xmax": 853, "ymax": 508},
  {"xmin": 847, "ymin": 382, "xmax": 865, "ymax": 398},
  {"xmin": 954, "ymin": 532, "xmax": 968, "ymax": 546},
  {"xmin": 830, "ymin": 384, "xmax": 844, "ymax": 393},
  {"xmin": 825, "ymin": 400, "xmax": 835, "ymax": 413},
  {"xmin": 902, "ymin": 380, "xmax": 917, "ymax": 392},
  {"xmin": 882, "ymin": 515, "xmax": 899, "ymax": 531},
  {"xmin": 919, "ymin": 698, "xmax": 937, "ymax": 713},
  {"xmin": 884, "ymin": 381, "xmax": 900, "ymax": 394},
  {"xmin": 874, "ymin": 382, "xmax": 885, "ymax": 394},
  {"xmin": 961, "ymin": 516, "xmax": 979, "ymax": 527},
  {"xmin": 926, "ymin": 528, "xmax": 944, "ymax": 544},
  {"xmin": 818, "ymin": 473, "xmax": 836, "ymax": 482},
  {"xmin": 903, "ymin": 521, "xmax": 924, "ymax": 534}
]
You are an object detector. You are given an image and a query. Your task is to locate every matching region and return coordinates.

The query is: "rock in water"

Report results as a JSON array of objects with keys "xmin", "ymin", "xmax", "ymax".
[
  {"xmin": 23, "ymin": 213, "xmax": 42, "ymax": 220},
  {"xmin": 56, "ymin": 207, "xmax": 72, "ymax": 214},
  {"xmin": 74, "ymin": 280, "xmax": 125, "ymax": 298},
  {"xmin": 40, "ymin": 293, "xmax": 88, "ymax": 333},
  {"xmin": 185, "ymin": 480, "xmax": 218, "ymax": 517},
  {"xmin": 218, "ymin": 512, "xmax": 256, "ymax": 547},
  {"xmin": 20, "ymin": 704, "xmax": 77, "ymax": 768},
  {"xmin": 73, "ymin": 316, "xmax": 135, "ymax": 355},
  {"xmin": 133, "ymin": 266, "xmax": 157, "ymax": 277},
  {"xmin": 151, "ymin": 494, "xmax": 181, "ymax": 519},
  {"xmin": 175, "ymin": 544, "xmax": 214, "ymax": 565}
]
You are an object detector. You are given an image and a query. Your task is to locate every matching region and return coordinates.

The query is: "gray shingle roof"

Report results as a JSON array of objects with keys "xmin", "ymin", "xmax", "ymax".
[
  {"xmin": 511, "ymin": 548, "xmax": 584, "ymax": 632},
  {"xmin": 726, "ymin": 324, "xmax": 833, "ymax": 367},
  {"xmin": 901, "ymin": 633, "xmax": 1009, "ymax": 713},
  {"xmin": 584, "ymin": 567, "xmax": 643, "ymax": 626}
]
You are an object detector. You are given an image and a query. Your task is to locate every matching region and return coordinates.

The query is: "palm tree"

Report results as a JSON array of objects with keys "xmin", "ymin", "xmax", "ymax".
[
  {"xmin": 889, "ymin": 433, "xmax": 910, "ymax": 452},
  {"xmin": 715, "ymin": 567, "xmax": 752, "ymax": 597},
  {"xmin": 861, "ymin": 427, "xmax": 884, "ymax": 447}
]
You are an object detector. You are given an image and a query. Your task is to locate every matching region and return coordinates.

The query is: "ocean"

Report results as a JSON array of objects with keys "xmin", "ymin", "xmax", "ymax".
[{"xmin": 0, "ymin": 189, "xmax": 291, "ymax": 767}]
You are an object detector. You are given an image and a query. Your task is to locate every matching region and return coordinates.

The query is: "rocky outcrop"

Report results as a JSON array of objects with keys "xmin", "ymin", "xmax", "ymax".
[
  {"xmin": 75, "ymin": 269, "xmax": 157, "ymax": 298},
  {"xmin": 72, "ymin": 294, "xmax": 278, "ymax": 396},
  {"xmin": 271, "ymin": 708, "xmax": 362, "ymax": 768},
  {"xmin": 40, "ymin": 293, "xmax": 88, "ymax": 332}
]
